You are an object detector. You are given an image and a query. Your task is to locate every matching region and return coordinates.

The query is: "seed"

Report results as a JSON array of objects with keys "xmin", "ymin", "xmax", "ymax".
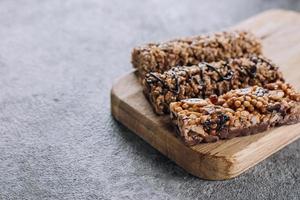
[
  {"xmin": 219, "ymin": 98, "xmax": 226, "ymax": 104},
  {"xmin": 227, "ymin": 100, "xmax": 233, "ymax": 107},
  {"xmin": 229, "ymin": 119, "xmax": 234, "ymax": 126},
  {"xmin": 211, "ymin": 114, "xmax": 218, "ymax": 120},
  {"xmin": 243, "ymin": 101, "xmax": 251, "ymax": 107},
  {"xmin": 251, "ymin": 94, "xmax": 257, "ymax": 99},
  {"xmin": 261, "ymin": 107, "xmax": 267, "ymax": 113},
  {"xmin": 223, "ymin": 103, "xmax": 229, "ymax": 108},
  {"xmin": 251, "ymin": 99, "xmax": 257, "ymax": 105},
  {"xmin": 281, "ymin": 84, "xmax": 287, "ymax": 91},
  {"xmin": 224, "ymin": 108, "xmax": 234, "ymax": 113},
  {"xmin": 270, "ymin": 90, "xmax": 285, "ymax": 101},
  {"xmin": 237, "ymin": 108, "xmax": 244, "ymax": 111},
  {"xmin": 245, "ymin": 96, "xmax": 251, "ymax": 101},
  {"xmin": 257, "ymin": 97, "xmax": 264, "ymax": 102},
  {"xmin": 252, "ymin": 85, "xmax": 258, "ymax": 90},
  {"xmin": 234, "ymin": 119, "xmax": 241, "ymax": 127},
  {"xmin": 175, "ymin": 107, "xmax": 183, "ymax": 112},
  {"xmin": 241, "ymin": 110, "xmax": 249, "ymax": 117},
  {"xmin": 234, "ymin": 100, "xmax": 241, "ymax": 108},
  {"xmin": 248, "ymin": 105, "xmax": 255, "ymax": 112},
  {"xmin": 223, "ymin": 93, "xmax": 230, "ymax": 100},
  {"xmin": 190, "ymin": 114, "xmax": 197, "ymax": 118},
  {"xmin": 200, "ymin": 116, "xmax": 207, "ymax": 123},
  {"xmin": 262, "ymin": 115, "xmax": 270, "ymax": 122},
  {"xmin": 237, "ymin": 97, "xmax": 244, "ymax": 102},
  {"xmin": 182, "ymin": 103, "xmax": 189, "ymax": 109},
  {"xmin": 256, "ymin": 101, "xmax": 263, "ymax": 108},
  {"xmin": 188, "ymin": 107, "xmax": 194, "ymax": 111},
  {"xmin": 225, "ymin": 112, "xmax": 233, "ymax": 118},
  {"xmin": 193, "ymin": 116, "xmax": 199, "ymax": 122},
  {"xmin": 290, "ymin": 93, "xmax": 300, "ymax": 101}
]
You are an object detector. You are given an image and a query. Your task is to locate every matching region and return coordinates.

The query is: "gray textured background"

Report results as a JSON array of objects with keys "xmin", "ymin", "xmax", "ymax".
[{"xmin": 0, "ymin": 0, "xmax": 299, "ymax": 199}]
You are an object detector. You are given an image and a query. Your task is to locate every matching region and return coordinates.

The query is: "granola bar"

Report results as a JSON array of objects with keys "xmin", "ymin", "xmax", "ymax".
[
  {"xmin": 169, "ymin": 83, "xmax": 300, "ymax": 146},
  {"xmin": 143, "ymin": 56, "xmax": 284, "ymax": 114},
  {"xmin": 132, "ymin": 31, "xmax": 262, "ymax": 78}
]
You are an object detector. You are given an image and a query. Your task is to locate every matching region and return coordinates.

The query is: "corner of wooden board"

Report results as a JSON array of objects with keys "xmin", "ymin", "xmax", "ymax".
[
  {"xmin": 110, "ymin": 73, "xmax": 242, "ymax": 180},
  {"xmin": 111, "ymin": 102, "xmax": 238, "ymax": 180}
]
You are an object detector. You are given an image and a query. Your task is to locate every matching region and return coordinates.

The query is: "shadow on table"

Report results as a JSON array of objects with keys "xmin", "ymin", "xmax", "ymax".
[{"xmin": 110, "ymin": 114, "xmax": 195, "ymax": 177}]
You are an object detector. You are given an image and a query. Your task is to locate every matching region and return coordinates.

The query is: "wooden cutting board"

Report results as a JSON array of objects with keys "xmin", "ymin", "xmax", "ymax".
[{"xmin": 111, "ymin": 9, "xmax": 300, "ymax": 180}]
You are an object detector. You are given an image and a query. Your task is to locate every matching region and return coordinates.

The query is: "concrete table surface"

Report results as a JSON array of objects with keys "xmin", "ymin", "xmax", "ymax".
[{"xmin": 0, "ymin": 0, "xmax": 299, "ymax": 199}]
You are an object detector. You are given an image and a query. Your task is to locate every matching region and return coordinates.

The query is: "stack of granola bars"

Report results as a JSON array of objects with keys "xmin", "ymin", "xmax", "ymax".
[{"xmin": 131, "ymin": 31, "xmax": 300, "ymax": 146}]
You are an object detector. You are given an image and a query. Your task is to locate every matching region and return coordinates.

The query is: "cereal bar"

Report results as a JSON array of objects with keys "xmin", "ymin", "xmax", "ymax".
[
  {"xmin": 143, "ymin": 56, "xmax": 284, "ymax": 114},
  {"xmin": 132, "ymin": 31, "xmax": 262, "ymax": 78},
  {"xmin": 170, "ymin": 83, "xmax": 300, "ymax": 145}
]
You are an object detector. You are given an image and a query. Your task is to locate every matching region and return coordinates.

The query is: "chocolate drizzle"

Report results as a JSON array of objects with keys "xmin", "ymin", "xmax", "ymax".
[
  {"xmin": 171, "ymin": 70, "xmax": 180, "ymax": 94},
  {"xmin": 146, "ymin": 73, "xmax": 166, "ymax": 87},
  {"xmin": 240, "ymin": 65, "xmax": 257, "ymax": 78},
  {"xmin": 267, "ymin": 103, "xmax": 281, "ymax": 112},
  {"xmin": 202, "ymin": 62, "xmax": 234, "ymax": 82},
  {"xmin": 259, "ymin": 57, "xmax": 275, "ymax": 69},
  {"xmin": 252, "ymin": 56, "xmax": 275, "ymax": 70},
  {"xmin": 248, "ymin": 65, "xmax": 257, "ymax": 77},
  {"xmin": 146, "ymin": 71, "xmax": 180, "ymax": 94},
  {"xmin": 199, "ymin": 64, "xmax": 206, "ymax": 99},
  {"xmin": 183, "ymin": 69, "xmax": 192, "ymax": 80},
  {"xmin": 148, "ymin": 61, "xmax": 235, "ymax": 99}
]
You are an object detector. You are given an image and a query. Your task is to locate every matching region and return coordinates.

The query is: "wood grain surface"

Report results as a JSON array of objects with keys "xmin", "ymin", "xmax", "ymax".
[{"xmin": 111, "ymin": 9, "xmax": 300, "ymax": 180}]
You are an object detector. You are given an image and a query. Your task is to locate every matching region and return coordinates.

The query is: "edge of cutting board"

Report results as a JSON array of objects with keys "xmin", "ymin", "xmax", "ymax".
[{"xmin": 111, "ymin": 9, "xmax": 300, "ymax": 180}]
